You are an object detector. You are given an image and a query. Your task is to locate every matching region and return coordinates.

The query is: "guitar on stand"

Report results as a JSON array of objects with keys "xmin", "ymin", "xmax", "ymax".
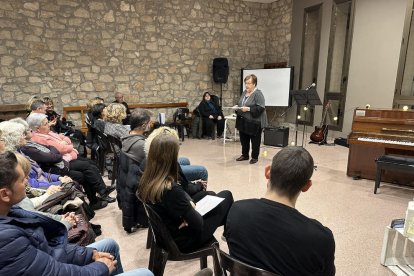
[{"xmin": 310, "ymin": 101, "xmax": 331, "ymax": 145}]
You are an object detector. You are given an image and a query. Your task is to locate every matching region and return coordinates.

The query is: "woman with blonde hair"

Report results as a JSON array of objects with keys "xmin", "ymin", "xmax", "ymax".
[
  {"xmin": 104, "ymin": 103, "xmax": 130, "ymax": 139},
  {"xmin": 138, "ymin": 129, "xmax": 233, "ymax": 252}
]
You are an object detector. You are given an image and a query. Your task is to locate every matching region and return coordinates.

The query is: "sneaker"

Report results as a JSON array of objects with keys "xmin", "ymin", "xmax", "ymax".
[{"xmin": 90, "ymin": 200, "xmax": 108, "ymax": 210}]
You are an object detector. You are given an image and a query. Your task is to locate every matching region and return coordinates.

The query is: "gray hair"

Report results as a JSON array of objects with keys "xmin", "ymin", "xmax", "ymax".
[
  {"xmin": 26, "ymin": 113, "xmax": 48, "ymax": 131},
  {"xmin": 9, "ymin": 117, "xmax": 30, "ymax": 131},
  {"xmin": 0, "ymin": 121, "xmax": 26, "ymax": 151}
]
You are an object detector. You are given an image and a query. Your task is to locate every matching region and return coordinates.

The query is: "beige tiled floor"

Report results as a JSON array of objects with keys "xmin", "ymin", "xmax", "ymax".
[{"xmin": 94, "ymin": 133, "xmax": 409, "ymax": 275}]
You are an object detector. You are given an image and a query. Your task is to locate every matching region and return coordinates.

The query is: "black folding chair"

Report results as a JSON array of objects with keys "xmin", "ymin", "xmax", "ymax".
[
  {"xmin": 106, "ymin": 134, "xmax": 122, "ymax": 186},
  {"xmin": 140, "ymin": 199, "xmax": 219, "ymax": 276},
  {"xmin": 166, "ymin": 107, "xmax": 191, "ymax": 141},
  {"xmin": 212, "ymin": 242, "xmax": 280, "ymax": 276}
]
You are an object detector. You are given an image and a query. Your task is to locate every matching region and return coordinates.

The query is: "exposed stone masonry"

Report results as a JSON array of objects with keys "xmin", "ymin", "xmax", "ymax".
[{"xmin": 0, "ymin": 0, "xmax": 291, "ymax": 125}]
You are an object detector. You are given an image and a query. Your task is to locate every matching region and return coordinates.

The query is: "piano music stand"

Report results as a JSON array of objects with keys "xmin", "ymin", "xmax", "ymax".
[{"xmin": 290, "ymin": 87, "xmax": 322, "ymax": 147}]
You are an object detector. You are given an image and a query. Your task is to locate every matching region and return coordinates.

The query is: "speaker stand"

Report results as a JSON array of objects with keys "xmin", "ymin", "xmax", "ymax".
[{"xmin": 219, "ymin": 83, "xmax": 223, "ymax": 107}]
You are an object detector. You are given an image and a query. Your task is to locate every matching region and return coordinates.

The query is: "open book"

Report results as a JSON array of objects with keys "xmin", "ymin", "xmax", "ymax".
[{"xmin": 195, "ymin": 195, "xmax": 225, "ymax": 216}]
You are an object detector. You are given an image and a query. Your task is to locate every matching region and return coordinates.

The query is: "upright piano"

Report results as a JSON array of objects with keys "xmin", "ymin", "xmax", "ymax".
[{"xmin": 347, "ymin": 108, "xmax": 414, "ymax": 185}]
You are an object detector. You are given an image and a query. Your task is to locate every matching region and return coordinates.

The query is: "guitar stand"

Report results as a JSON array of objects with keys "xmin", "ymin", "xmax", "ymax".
[{"xmin": 309, "ymin": 127, "xmax": 329, "ymax": 146}]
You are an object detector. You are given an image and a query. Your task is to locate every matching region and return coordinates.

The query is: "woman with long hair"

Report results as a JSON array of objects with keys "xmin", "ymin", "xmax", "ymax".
[{"xmin": 138, "ymin": 129, "xmax": 233, "ymax": 252}]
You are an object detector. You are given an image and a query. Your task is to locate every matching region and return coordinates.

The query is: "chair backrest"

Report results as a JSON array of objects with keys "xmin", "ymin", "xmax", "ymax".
[
  {"xmin": 106, "ymin": 134, "xmax": 122, "ymax": 154},
  {"xmin": 213, "ymin": 243, "xmax": 280, "ymax": 276},
  {"xmin": 94, "ymin": 127, "xmax": 111, "ymax": 153},
  {"xmin": 140, "ymin": 200, "xmax": 182, "ymax": 256},
  {"xmin": 210, "ymin": 95, "xmax": 220, "ymax": 107},
  {"xmin": 173, "ymin": 107, "xmax": 190, "ymax": 123}
]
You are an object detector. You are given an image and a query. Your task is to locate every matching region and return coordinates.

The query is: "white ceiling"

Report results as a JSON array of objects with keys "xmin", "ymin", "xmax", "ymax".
[{"xmin": 242, "ymin": 0, "xmax": 277, "ymax": 3}]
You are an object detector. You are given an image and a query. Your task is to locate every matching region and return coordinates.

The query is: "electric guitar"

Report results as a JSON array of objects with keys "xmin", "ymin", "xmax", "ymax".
[{"xmin": 310, "ymin": 102, "xmax": 330, "ymax": 143}]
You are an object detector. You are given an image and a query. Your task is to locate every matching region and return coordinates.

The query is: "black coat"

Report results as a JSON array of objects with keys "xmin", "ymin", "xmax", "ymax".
[
  {"xmin": 118, "ymin": 151, "xmax": 148, "ymax": 231},
  {"xmin": 198, "ymin": 100, "xmax": 223, "ymax": 119}
]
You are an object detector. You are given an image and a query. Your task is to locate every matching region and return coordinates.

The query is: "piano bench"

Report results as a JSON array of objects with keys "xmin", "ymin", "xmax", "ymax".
[{"xmin": 375, "ymin": 155, "xmax": 414, "ymax": 194}]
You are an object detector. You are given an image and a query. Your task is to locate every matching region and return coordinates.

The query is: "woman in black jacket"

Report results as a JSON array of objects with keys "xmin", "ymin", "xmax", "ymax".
[
  {"xmin": 198, "ymin": 92, "xmax": 225, "ymax": 139},
  {"xmin": 138, "ymin": 130, "xmax": 233, "ymax": 252}
]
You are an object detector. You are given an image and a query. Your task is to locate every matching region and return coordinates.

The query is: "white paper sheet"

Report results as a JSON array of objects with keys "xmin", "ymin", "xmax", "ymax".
[{"xmin": 195, "ymin": 195, "xmax": 225, "ymax": 216}]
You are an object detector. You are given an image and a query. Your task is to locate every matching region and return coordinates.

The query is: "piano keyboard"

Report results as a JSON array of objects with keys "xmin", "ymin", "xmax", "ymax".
[{"xmin": 358, "ymin": 137, "xmax": 414, "ymax": 146}]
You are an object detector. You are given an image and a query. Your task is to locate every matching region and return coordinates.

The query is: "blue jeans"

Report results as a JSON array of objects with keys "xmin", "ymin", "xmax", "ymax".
[
  {"xmin": 88, "ymin": 238, "xmax": 153, "ymax": 276},
  {"xmin": 178, "ymin": 157, "xmax": 208, "ymax": 181}
]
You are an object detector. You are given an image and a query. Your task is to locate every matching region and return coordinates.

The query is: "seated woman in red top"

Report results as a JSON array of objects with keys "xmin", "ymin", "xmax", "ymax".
[{"xmin": 138, "ymin": 129, "xmax": 233, "ymax": 252}]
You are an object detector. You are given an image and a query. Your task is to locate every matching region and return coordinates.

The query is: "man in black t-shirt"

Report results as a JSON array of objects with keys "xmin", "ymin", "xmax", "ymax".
[{"xmin": 225, "ymin": 147, "xmax": 335, "ymax": 276}]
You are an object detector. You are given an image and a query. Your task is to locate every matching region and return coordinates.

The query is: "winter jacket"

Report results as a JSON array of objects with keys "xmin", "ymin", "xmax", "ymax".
[
  {"xmin": 118, "ymin": 151, "xmax": 148, "ymax": 231},
  {"xmin": 0, "ymin": 207, "xmax": 108, "ymax": 276}
]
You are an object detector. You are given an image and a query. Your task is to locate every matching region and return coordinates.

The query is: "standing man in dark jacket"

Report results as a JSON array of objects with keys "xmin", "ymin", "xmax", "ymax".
[{"xmin": 0, "ymin": 151, "xmax": 153, "ymax": 276}]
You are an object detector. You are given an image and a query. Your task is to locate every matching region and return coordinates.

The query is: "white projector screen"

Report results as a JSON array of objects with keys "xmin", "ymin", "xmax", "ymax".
[{"xmin": 241, "ymin": 68, "xmax": 293, "ymax": 107}]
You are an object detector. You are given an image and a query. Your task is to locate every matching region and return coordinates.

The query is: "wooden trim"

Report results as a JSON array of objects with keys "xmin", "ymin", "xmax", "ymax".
[
  {"xmin": 63, "ymin": 102, "xmax": 189, "ymax": 135},
  {"xmin": 129, "ymin": 102, "xmax": 188, "ymax": 109},
  {"xmin": 0, "ymin": 104, "xmax": 27, "ymax": 112}
]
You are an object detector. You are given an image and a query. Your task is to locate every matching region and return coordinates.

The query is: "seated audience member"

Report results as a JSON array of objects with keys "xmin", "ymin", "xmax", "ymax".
[
  {"xmin": 138, "ymin": 130, "xmax": 233, "ymax": 253},
  {"xmin": 26, "ymin": 113, "xmax": 115, "ymax": 208},
  {"xmin": 26, "ymin": 95, "xmax": 39, "ymax": 116},
  {"xmin": 225, "ymin": 147, "xmax": 336, "ymax": 276},
  {"xmin": 92, "ymin": 103, "xmax": 107, "ymax": 133},
  {"xmin": 198, "ymin": 92, "xmax": 224, "ymax": 139},
  {"xmin": 0, "ymin": 151, "xmax": 153, "ymax": 276},
  {"xmin": 144, "ymin": 127, "xmax": 209, "ymax": 197},
  {"xmin": 0, "ymin": 121, "xmax": 72, "ymax": 189},
  {"xmin": 104, "ymin": 103, "xmax": 130, "ymax": 139},
  {"xmin": 29, "ymin": 99, "xmax": 47, "ymax": 115},
  {"xmin": 14, "ymin": 153, "xmax": 77, "ymax": 230},
  {"xmin": 85, "ymin": 96, "xmax": 105, "ymax": 126},
  {"xmin": 114, "ymin": 91, "xmax": 131, "ymax": 125},
  {"xmin": 119, "ymin": 108, "xmax": 153, "ymax": 232}
]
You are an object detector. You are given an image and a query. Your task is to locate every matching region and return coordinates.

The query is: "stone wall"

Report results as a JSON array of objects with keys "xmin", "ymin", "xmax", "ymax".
[{"xmin": 0, "ymin": 0, "xmax": 291, "ymax": 124}]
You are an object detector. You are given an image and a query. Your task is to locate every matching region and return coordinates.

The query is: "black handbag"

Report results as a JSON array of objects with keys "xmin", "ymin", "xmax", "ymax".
[{"xmin": 235, "ymin": 114, "xmax": 261, "ymax": 136}]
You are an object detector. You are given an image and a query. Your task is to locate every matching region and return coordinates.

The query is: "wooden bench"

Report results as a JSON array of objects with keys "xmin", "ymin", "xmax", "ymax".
[
  {"xmin": 63, "ymin": 102, "xmax": 189, "ymax": 135},
  {"xmin": 375, "ymin": 155, "xmax": 414, "ymax": 194},
  {"xmin": 0, "ymin": 104, "xmax": 27, "ymax": 121}
]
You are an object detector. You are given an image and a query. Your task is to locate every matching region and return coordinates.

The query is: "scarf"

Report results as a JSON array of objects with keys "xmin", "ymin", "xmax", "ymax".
[{"xmin": 26, "ymin": 141, "xmax": 65, "ymax": 169}]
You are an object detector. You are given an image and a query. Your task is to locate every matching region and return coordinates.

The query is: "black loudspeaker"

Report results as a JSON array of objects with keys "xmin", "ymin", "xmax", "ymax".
[
  {"xmin": 213, "ymin": 58, "xmax": 229, "ymax": 84},
  {"xmin": 264, "ymin": 127, "xmax": 289, "ymax": 147}
]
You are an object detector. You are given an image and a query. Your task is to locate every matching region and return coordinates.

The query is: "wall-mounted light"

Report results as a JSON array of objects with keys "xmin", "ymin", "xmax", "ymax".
[
  {"xmin": 333, "ymin": 116, "xmax": 338, "ymax": 121},
  {"xmin": 297, "ymin": 115, "xmax": 301, "ymax": 119},
  {"xmin": 303, "ymin": 106, "xmax": 308, "ymax": 111},
  {"xmin": 403, "ymin": 105, "xmax": 409, "ymax": 111}
]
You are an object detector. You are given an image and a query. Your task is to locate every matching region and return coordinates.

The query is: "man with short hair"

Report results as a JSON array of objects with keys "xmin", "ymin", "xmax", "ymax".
[
  {"xmin": 226, "ymin": 147, "xmax": 335, "ymax": 276},
  {"xmin": 0, "ymin": 151, "xmax": 152, "ymax": 276},
  {"xmin": 30, "ymin": 99, "xmax": 47, "ymax": 114},
  {"xmin": 114, "ymin": 91, "xmax": 130, "ymax": 124}
]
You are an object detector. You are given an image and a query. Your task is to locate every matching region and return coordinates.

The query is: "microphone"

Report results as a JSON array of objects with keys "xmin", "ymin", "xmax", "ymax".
[{"xmin": 305, "ymin": 83, "xmax": 316, "ymax": 90}]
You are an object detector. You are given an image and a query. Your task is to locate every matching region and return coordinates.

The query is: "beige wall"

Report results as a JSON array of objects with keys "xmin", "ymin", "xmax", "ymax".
[
  {"xmin": 289, "ymin": 0, "xmax": 407, "ymax": 136},
  {"xmin": 343, "ymin": 0, "xmax": 406, "ymax": 135}
]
